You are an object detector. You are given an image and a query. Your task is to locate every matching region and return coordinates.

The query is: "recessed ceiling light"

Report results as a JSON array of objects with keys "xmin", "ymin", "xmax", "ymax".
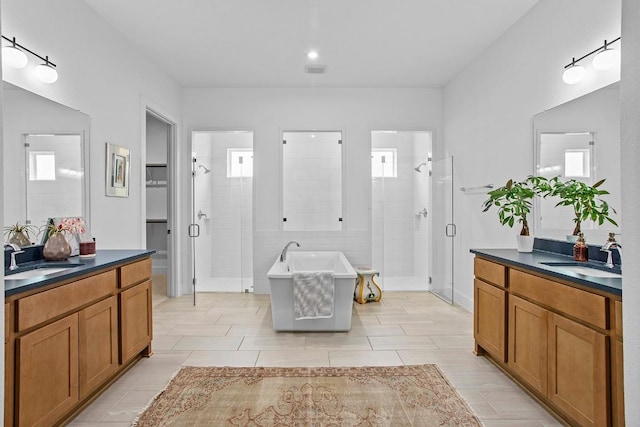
[{"xmin": 307, "ymin": 50, "xmax": 318, "ymax": 60}]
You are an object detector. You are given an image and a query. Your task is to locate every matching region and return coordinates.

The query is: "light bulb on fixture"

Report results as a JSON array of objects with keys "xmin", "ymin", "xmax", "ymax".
[
  {"xmin": 562, "ymin": 58, "xmax": 585, "ymax": 85},
  {"xmin": 2, "ymin": 38, "xmax": 28, "ymax": 68},
  {"xmin": 34, "ymin": 56, "xmax": 58, "ymax": 83},
  {"xmin": 593, "ymin": 41, "xmax": 620, "ymax": 70}
]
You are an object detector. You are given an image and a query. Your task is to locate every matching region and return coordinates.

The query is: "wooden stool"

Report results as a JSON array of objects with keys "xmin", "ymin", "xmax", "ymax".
[{"xmin": 354, "ymin": 268, "xmax": 382, "ymax": 304}]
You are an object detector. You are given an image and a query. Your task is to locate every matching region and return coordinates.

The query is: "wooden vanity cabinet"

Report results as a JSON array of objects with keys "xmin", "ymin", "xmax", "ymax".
[
  {"xmin": 120, "ymin": 258, "xmax": 153, "ymax": 363},
  {"xmin": 508, "ymin": 295, "xmax": 548, "ymax": 396},
  {"xmin": 16, "ymin": 313, "xmax": 79, "ymax": 427},
  {"xmin": 5, "ymin": 256, "xmax": 153, "ymax": 427},
  {"xmin": 547, "ymin": 311, "xmax": 608, "ymax": 427},
  {"xmin": 79, "ymin": 296, "xmax": 119, "ymax": 399},
  {"xmin": 474, "ymin": 256, "xmax": 623, "ymax": 427},
  {"xmin": 473, "ymin": 258, "xmax": 507, "ymax": 361},
  {"xmin": 613, "ymin": 301, "xmax": 624, "ymax": 427},
  {"xmin": 120, "ymin": 280, "xmax": 153, "ymax": 363}
]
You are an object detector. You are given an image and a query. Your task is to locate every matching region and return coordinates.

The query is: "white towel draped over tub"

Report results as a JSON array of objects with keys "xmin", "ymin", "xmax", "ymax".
[{"xmin": 293, "ymin": 271, "xmax": 335, "ymax": 319}]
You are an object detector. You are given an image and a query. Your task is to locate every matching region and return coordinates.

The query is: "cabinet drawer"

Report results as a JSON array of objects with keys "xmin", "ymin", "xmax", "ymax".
[
  {"xmin": 474, "ymin": 257, "xmax": 506, "ymax": 288},
  {"xmin": 120, "ymin": 258, "xmax": 152, "ymax": 289},
  {"xmin": 510, "ymin": 269, "xmax": 607, "ymax": 330},
  {"xmin": 17, "ymin": 269, "xmax": 117, "ymax": 332}
]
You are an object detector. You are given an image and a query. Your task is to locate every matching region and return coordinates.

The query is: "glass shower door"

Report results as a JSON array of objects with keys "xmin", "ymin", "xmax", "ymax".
[
  {"xmin": 190, "ymin": 130, "xmax": 253, "ymax": 301},
  {"xmin": 430, "ymin": 156, "xmax": 454, "ymax": 303}
]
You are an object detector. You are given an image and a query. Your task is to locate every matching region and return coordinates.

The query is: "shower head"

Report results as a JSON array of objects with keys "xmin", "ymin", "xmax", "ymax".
[
  {"xmin": 414, "ymin": 162, "xmax": 427, "ymax": 172},
  {"xmin": 198, "ymin": 165, "xmax": 211, "ymax": 174}
]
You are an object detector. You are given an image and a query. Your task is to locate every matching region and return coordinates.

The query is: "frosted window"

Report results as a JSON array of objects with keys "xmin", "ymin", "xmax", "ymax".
[
  {"xmin": 227, "ymin": 149, "xmax": 253, "ymax": 177},
  {"xmin": 29, "ymin": 151, "xmax": 56, "ymax": 181},
  {"xmin": 282, "ymin": 131, "xmax": 342, "ymax": 231},
  {"xmin": 564, "ymin": 149, "xmax": 590, "ymax": 178},
  {"xmin": 372, "ymin": 149, "xmax": 397, "ymax": 178}
]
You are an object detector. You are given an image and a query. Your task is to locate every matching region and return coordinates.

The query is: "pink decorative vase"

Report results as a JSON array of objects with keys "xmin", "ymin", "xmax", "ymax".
[{"xmin": 43, "ymin": 233, "xmax": 72, "ymax": 261}]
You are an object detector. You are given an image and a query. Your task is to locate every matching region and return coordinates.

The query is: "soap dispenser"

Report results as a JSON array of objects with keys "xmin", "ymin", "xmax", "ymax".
[{"xmin": 573, "ymin": 232, "xmax": 588, "ymax": 262}]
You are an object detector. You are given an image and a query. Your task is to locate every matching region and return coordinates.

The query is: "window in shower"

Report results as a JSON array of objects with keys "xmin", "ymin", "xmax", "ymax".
[
  {"xmin": 372, "ymin": 149, "xmax": 397, "ymax": 178},
  {"xmin": 227, "ymin": 149, "xmax": 254, "ymax": 177}
]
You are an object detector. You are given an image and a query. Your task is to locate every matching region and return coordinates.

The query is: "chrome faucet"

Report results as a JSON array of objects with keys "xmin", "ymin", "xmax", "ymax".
[
  {"xmin": 280, "ymin": 241, "xmax": 300, "ymax": 262},
  {"xmin": 600, "ymin": 241, "xmax": 622, "ymax": 269},
  {"xmin": 6, "ymin": 243, "xmax": 24, "ymax": 271}
]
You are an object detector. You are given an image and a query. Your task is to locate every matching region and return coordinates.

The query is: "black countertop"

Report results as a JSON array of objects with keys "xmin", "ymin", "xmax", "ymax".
[
  {"xmin": 470, "ymin": 248, "xmax": 622, "ymax": 296},
  {"xmin": 4, "ymin": 249, "xmax": 155, "ymax": 297}
]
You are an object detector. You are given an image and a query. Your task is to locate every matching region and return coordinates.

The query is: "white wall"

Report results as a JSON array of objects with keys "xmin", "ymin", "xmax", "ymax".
[
  {"xmin": 620, "ymin": 0, "xmax": 640, "ymax": 421},
  {"xmin": 182, "ymin": 88, "xmax": 442, "ymax": 293},
  {"xmin": 443, "ymin": 0, "xmax": 621, "ymax": 311},
  {"xmin": 2, "ymin": 0, "xmax": 182, "ymax": 249}
]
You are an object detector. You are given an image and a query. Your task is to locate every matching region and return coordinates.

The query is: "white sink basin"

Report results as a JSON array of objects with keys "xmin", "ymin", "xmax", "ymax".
[
  {"xmin": 559, "ymin": 266, "xmax": 622, "ymax": 278},
  {"xmin": 541, "ymin": 262, "xmax": 621, "ymax": 279},
  {"xmin": 5, "ymin": 267, "xmax": 73, "ymax": 280}
]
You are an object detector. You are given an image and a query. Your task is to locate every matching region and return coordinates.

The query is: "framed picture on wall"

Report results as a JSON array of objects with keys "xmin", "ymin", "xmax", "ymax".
[{"xmin": 106, "ymin": 142, "xmax": 130, "ymax": 197}]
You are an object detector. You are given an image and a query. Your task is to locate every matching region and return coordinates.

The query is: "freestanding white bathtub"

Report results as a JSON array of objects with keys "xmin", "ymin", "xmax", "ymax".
[{"xmin": 267, "ymin": 251, "xmax": 357, "ymax": 331}]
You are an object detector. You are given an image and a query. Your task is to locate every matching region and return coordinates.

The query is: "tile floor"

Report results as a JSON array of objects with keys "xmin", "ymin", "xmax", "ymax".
[{"xmin": 68, "ymin": 291, "xmax": 563, "ymax": 426}]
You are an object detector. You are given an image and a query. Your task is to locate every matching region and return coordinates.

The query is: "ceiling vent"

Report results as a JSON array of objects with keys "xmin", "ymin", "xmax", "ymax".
[{"xmin": 305, "ymin": 64, "xmax": 327, "ymax": 74}]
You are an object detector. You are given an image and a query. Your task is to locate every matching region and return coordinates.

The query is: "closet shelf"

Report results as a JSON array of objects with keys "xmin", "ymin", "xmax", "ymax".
[{"xmin": 146, "ymin": 219, "xmax": 167, "ymax": 223}]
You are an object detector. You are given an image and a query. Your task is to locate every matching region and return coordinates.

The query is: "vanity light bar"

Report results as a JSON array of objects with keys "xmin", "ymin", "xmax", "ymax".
[
  {"xmin": 562, "ymin": 36, "xmax": 620, "ymax": 85},
  {"xmin": 1, "ymin": 35, "xmax": 58, "ymax": 83}
]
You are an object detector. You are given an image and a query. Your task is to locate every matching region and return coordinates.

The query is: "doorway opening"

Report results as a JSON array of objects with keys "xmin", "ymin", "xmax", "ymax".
[
  {"xmin": 144, "ymin": 109, "xmax": 176, "ymax": 302},
  {"xmin": 190, "ymin": 130, "xmax": 254, "ymax": 296}
]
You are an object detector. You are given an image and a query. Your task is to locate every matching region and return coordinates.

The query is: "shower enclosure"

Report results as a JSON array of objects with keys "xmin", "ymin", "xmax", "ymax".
[
  {"xmin": 430, "ymin": 156, "xmax": 454, "ymax": 303},
  {"xmin": 190, "ymin": 130, "xmax": 253, "ymax": 296},
  {"xmin": 371, "ymin": 131, "xmax": 432, "ymax": 291}
]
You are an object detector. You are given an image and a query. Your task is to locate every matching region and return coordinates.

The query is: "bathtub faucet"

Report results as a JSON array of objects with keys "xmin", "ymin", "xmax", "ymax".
[{"xmin": 280, "ymin": 241, "xmax": 300, "ymax": 262}]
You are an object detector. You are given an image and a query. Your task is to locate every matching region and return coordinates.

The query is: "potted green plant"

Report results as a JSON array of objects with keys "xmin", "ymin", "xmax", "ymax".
[
  {"xmin": 3, "ymin": 222, "xmax": 40, "ymax": 247},
  {"xmin": 482, "ymin": 176, "xmax": 549, "ymax": 252},
  {"xmin": 548, "ymin": 177, "xmax": 618, "ymax": 242}
]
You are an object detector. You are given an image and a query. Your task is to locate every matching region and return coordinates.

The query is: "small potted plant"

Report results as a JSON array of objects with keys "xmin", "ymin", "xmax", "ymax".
[
  {"xmin": 548, "ymin": 177, "xmax": 618, "ymax": 242},
  {"xmin": 482, "ymin": 176, "xmax": 549, "ymax": 252},
  {"xmin": 3, "ymin": 222, "xmax": 40, "ymax": 247}
]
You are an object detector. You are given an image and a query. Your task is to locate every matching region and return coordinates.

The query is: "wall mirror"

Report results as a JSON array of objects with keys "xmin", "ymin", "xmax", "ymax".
[
  {"xmin": 282, "ymin": 130, "xmax": 343, "ymax": 231},
  {"xmin": 533, "ymin": 82, "xmax": 620, "ymax": 242},
  {"xmin": 3, "ymin": 82, "xmax": 90, "ymax": 242}
]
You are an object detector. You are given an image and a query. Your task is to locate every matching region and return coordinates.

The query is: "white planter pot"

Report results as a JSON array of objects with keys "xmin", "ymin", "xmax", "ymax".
[
  {"xmin": 517, "ymin": 235, "xmax": 535, "ymax": 253},
  {"xmin": 566, "ymin": 234, "xmax": 579, "ymax": 243}
]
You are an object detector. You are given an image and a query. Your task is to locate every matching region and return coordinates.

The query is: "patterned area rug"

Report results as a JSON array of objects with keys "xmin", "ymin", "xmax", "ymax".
[{"xmin": 133, "ymin": 365, "xmax": 482, "ymax": 426}]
